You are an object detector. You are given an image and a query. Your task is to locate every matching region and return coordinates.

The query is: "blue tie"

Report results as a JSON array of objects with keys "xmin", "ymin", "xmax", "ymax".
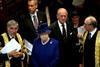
[{"xmin": 88, "ymin": 33, "xmax": 91, "ymax": 39}]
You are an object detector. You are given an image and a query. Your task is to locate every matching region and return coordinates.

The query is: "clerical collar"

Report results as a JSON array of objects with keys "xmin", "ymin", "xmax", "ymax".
[{"xmin": 41, "ymin": 38, "xmax": 50, "ymax": 45}]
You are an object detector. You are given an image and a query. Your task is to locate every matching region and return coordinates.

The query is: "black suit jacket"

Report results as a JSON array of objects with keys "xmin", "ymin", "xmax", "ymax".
[
  {"xmin": 50, "ymin": 21, "xmax": 76, "ymax": 66},
  {"xmin": 50, "ymin": 21, "xmax": 73, "ymax": 44},
  {"xmin": 19, "ymin": 11, "xmax": 46, "ymax": 43}
]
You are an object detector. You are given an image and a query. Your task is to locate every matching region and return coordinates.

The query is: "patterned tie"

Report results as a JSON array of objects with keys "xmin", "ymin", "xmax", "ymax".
[{"xmin": 33, "ymin": 15, "xmax": 38, "ymax": 30}]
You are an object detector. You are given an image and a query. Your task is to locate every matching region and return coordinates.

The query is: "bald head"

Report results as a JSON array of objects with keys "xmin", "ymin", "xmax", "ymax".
[
  {"xmin": 57, "ymin": 8, "xmax": 68, "ymax": 24},
  {"xmin": 84, "ymin": 16, "xmax": 97, "ymax": 26},
  {"xmin": 28, "ymin": 0, "xmax": 38, "ymax": 4},
  {"xmin": 84, "ymin": 16, "xmax": 97, "ymax": 32},
  {"xmin": 57, "ymin": 8, "xmax": 68, "ymax": 16}
]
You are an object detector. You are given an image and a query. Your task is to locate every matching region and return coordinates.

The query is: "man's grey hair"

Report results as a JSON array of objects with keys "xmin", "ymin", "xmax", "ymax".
[{"xmin": 7, "ymin": 19, "xmax": 19, "ymax": 28}]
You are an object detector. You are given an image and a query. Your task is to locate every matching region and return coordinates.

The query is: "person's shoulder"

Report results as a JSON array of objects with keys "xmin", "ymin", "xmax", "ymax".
[
  {"xmin": 37, "ymin": 10, "xmax": 45, "ymax": 14},
  {"xmin": 0, "ymin": 35, "xmax": 3, "ymax": 40},
  {"xmin": 33, "ymin": 38, "xmax": 41, "ymax": 43},
  {"xmin": 52, "ymin": 21, "xmax": 58, "ymax": 25},
  {"xmin": 37, "ymin": 10, "xmax": 46, "ymax": 17},
  {"xmin": 20, "ymin": 12, "xmax": 30, "ymax": 18},
  {"xmin": 97, "ymin": 30, "xmax": 100, "ymax": 34},
  {"xmin": 50, "ymin": 21, "xmax": 58, "ymax": 28},
  {"xmin": 0, "ymin": 32, "xmax": 6, "ymax": 42},
  {"xmin": 50, "ymin": 38, "xmax": 59, "ymax": 45},
  {"xmin": 16, "ymin": 33, "xmax": 23, "ymax": 39}
]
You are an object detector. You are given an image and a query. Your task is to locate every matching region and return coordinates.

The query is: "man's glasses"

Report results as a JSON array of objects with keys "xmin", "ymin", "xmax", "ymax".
[
  {"xmin": 84, "ymin": 23, "xmax": 92, "ymax": 26},
  {"xmin": 9, "ymin": 27, "xmax": 18, "ymax": 30}
]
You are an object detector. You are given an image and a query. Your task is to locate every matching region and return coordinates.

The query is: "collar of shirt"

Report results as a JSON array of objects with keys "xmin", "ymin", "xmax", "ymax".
[
  {"xmin": 41, "ymin": 38, "xmax": 50, "ymax": 45},
  {"xmin": 30, "ymin": 11, "xmax": 38, "ymax": 22},
  {"xmin": 8, "ymin": 34, "xmax": 15, "ymax": 39},
  {"xmin": 89, "ymin": 28, "xmax": 97, "ymax": 38},
  {"xmin": 58, "ymin": 20, "xmax": 67, "ymax": 34}
]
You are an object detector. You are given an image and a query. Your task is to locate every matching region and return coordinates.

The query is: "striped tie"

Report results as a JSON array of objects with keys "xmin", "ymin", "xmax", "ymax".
[{"xmin": 33, "ymin": 15, "xmax": 38, "ymax": 30}]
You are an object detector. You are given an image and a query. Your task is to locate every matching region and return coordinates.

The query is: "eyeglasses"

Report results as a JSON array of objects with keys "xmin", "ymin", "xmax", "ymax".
[
  {"xmin": 9, "ymin": 27, "xmax": 18, "ymax": 30},
  {"xmin": 84, "ymin": 23, "xmax": 92, "ymax": 26}
]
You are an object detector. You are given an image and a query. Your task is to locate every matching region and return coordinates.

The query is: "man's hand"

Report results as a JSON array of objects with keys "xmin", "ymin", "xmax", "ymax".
[
  {"xmin": 8, "ymin": 50, "xmax": 23, "ymax": 58},
  {"xmin": 16, "ymin": 52, "xmax": 24, "ymax": 57}
]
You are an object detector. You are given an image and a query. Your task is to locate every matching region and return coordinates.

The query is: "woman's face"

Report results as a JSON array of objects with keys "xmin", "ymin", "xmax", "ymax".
[
  {"xmin": 72, "ymin": 16, "xmax": 79, "ymax": 24},
  {"xmin": 40, "ymin": 33, "xmax": 49, "ymax": 42}
]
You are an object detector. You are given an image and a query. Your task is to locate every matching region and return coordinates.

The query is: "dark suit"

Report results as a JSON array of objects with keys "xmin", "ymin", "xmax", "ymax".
[
  {"xmin": 50, "ymin": 21, "xmax": 76, "ymax": 67},
  {"xmin": 18, "ymin": 11, "xmax": 46, "ymax": 43},
  {"xmin": 84, "ymin": 30, "xmax": 98, "ymax": 67}
]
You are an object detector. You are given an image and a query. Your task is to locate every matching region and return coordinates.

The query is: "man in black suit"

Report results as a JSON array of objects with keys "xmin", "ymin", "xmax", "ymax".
[
  {"xmin": 50, "ymin": 8, "xmax": 77, "ymax": 67},
  {"xmin": 19, "ymin": 0, "xmax": 46, "ymax": 43}
]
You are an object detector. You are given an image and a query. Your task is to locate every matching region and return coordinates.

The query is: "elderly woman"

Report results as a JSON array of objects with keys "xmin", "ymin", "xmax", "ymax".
[{"xmin": 31, "ymin": 23, "xmax": 59, "ymax": 67}]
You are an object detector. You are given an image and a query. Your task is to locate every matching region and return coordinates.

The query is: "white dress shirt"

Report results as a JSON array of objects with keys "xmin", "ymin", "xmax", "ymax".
[
  {"xmin": 30, "ymin": 10, "xmax": 39, "ymax": 24},
  {"xmin": 58, "ymin": 20, "xmax": 67, "ymax": 35},
  {"xmin": 89, "ymin": 28, "xmax": 97, "ymax": 38}
]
